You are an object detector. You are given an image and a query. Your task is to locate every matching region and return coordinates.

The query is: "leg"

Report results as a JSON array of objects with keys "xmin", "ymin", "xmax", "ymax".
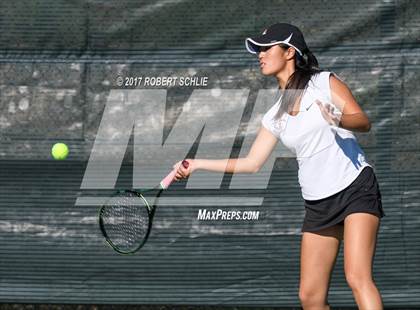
[
  {"xmin": 299, "ymin": 224, "xmax": 343, "ymax": 310},
  {"xmin": 343, "ymin": 213, "xmax": 383, "ymax": 309}
]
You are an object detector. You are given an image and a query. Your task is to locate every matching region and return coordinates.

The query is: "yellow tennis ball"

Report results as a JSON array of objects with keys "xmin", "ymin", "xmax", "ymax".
[{"xmin": 52, "ymin": 143, "xmax": 69, "ymax": 160}]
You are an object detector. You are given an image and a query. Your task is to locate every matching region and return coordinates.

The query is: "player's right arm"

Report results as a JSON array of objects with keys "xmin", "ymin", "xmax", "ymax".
[{"xmin": 174, "ymin": 126, "xmax": 278, "ymax": 180}]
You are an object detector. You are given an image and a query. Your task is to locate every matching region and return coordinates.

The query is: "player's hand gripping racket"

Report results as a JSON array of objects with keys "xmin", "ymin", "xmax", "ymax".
[{"xmin": 99, "ymin": 160, "xmax": 189, "ymax": 254}]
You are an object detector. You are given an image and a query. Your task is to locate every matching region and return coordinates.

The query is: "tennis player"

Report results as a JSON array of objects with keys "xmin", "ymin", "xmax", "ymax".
[{"xmin": 174, "ymin": 23, "xmax": 385, "ymax": 309}]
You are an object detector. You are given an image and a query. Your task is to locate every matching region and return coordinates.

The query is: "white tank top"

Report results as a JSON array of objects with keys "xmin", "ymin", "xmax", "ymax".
[{"xmin": 262, "ymin": 71, "xmax": 371, "ymax": 200}]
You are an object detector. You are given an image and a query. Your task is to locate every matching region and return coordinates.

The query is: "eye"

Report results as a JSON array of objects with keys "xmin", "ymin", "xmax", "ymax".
[{"xmin": 259, "ymin": 46, "xmax": 272, "ymax": 53}]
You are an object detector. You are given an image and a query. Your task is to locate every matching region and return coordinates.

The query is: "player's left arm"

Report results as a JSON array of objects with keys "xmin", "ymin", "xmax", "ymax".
[{"xmin": 328, "ymin": 74, "xmax": 371, "ymax": 132}]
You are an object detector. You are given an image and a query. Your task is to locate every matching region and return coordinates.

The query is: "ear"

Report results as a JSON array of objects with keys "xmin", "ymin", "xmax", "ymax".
[{"xmin": 285, "ymin": 47, "xmax": 296, "ymax": 61}]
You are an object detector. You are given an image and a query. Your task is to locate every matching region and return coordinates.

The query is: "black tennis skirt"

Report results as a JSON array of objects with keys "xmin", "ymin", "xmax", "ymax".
[{"xmin": 302, "ymin": 166, "xmax": 385, "ymax": 232}]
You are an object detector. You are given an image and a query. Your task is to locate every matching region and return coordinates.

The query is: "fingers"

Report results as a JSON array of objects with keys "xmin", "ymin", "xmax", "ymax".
[
  {"xmin": 316, "ymin": 100, "xmax": 337, "ymax": 126},
  {"xmin": 173, "ymin": 159, "xmax": 192, "ymax": 181},
  {"xmin": 173, "ymin": 167, "xmax": 185, "ymax": 181},
  {"xmin": 174, "ymin": 173, "xmax": 183, "ymax": 181},
  {"xmin": 316, "ymin": 100, "xmax": 328, "ymax": 119},
  {"xmin": 178, "ymin": 164, "xmax": 190, "ymax": 178},
  {"xmin": 316, "ymin": 100, "xmax": 331, "ymax": 112}
]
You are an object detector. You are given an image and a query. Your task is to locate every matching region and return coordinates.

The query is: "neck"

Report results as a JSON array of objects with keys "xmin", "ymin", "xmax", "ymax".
[{"xmin": 275, "ymin": 63, "xmax": 296, "ymax": 90}]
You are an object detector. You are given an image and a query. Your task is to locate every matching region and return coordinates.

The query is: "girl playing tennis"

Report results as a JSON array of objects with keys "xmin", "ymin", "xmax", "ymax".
[{"xmin": 173, "ymin": 23, "xmax": 385, "ymax": 309}]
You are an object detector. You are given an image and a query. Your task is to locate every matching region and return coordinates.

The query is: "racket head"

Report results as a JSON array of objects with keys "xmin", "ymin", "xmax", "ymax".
[
  {"xmin": 98, "ymin": 160, "xmax": 187, "ymax": 254},
  {"xmin": 98, "ymin": 190, "xmax": 153, "ymax": 254}
]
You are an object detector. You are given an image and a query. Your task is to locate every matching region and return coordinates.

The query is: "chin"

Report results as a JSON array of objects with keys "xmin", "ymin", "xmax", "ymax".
[{"xmin": 260, "ymin": 69, "xmax": 276, "ymax": 76}]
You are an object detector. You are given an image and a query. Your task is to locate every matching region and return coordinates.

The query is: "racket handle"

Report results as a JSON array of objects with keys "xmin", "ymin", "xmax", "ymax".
[{"xmin": 160, "ymin": 160, "xmax": 189, "ymax": 189}]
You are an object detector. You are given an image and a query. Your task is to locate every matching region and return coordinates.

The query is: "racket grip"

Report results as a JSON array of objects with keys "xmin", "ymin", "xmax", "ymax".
[{"xmin": 160, "ymin": 160, "xmax": 190, "ymax": 189}]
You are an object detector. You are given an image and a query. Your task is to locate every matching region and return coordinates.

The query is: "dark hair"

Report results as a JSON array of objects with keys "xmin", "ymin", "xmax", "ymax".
[{"xmin": 275, "ymin": 44, "xmax": 321, "ymax": 119}]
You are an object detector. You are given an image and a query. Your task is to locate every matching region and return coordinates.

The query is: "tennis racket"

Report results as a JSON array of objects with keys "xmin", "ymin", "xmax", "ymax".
[{"xmin": 99, "ymin": 160, "xmax": 189, "ymax": 254}]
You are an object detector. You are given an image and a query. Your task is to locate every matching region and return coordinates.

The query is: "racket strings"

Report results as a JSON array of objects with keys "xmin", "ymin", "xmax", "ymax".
[{"xmin": 100, "ymin": 192, "xmax": 150, "ymax": 252}]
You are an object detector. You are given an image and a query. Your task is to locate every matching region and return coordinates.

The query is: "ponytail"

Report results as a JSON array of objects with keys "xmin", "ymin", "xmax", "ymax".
[{"xmin": 275, "ymin": 45, "xmax": 321, "ymax": 119}]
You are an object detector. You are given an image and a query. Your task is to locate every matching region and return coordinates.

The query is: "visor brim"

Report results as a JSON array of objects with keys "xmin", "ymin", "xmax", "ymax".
[
  {"xmin": 245, "ymin": 37, "xmax": 276, "ymax": 54},
  {"xmin": 245, "ymin": 37, "xmax": 303, "ymax": 56}
]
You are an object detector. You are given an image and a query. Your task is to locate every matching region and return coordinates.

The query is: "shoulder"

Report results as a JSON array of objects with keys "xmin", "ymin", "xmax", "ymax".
[
  {"xmin": 314, "ymin": 70, "xmax": 339, "ymax": 82},
  {"xmin": 317, "ymin": 71, "xmax": 351, "ymax": 96},
  {"xmin": 318, "ymin": 70, "xmax": 347, "ymax": 88},
  {"xmin": 306, "ymin": 70, "xmax": 347, "ymax": 103},
  {"xmin": 313, "ymin": 70, "xmax": 342, "ymax": 81},
  {"xmin": 308, "ymin": 70, "xmax": 334, "ymax": 88}
]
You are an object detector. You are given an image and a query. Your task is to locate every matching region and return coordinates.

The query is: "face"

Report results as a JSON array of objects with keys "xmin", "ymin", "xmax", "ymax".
[{"xmin": 258, "ymin": 45, "xmax": 294, "ymax": 76}]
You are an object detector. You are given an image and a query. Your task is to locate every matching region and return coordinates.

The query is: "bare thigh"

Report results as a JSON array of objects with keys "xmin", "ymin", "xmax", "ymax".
[
  {"xmin": 300, "ymin": 225, "xmax": 344, "ymax": 299},
  {"xmin": 343, "ymin": 213, "xmax": 380, "ymax": 286}
]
